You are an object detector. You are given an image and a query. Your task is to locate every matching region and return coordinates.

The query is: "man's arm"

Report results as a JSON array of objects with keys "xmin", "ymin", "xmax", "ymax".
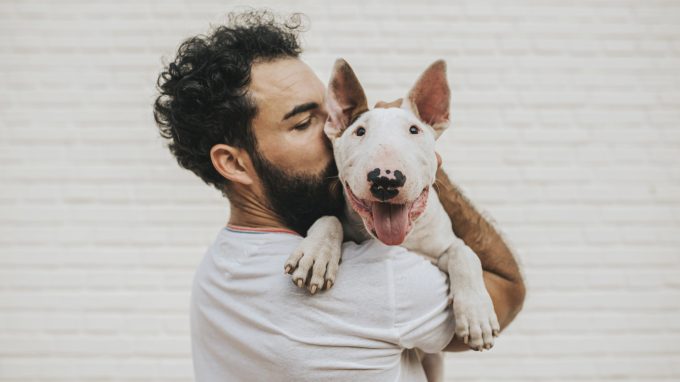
[{"xmin": 434, "ymin": 167, "xmax": 526, "ymax": 352}]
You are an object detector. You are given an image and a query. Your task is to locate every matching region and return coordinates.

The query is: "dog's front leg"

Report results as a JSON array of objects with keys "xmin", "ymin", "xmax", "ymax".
[
  {"xmin": 284, "ymin": 216, "xmax": 344, "ymax": 294},
  {"xmin": 437, "ymin": 237, "xmax": 500, "ymax": 351}
]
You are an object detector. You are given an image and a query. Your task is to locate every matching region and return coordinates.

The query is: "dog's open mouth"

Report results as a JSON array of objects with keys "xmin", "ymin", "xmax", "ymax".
[{"xmin": 346, "ymin": 182, "xmax": 429, "ymax": 245}]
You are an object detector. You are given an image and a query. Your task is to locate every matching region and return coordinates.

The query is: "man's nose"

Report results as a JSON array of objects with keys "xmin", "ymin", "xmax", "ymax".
[{"xmin": 367, "ymin": 168, "xmax": 406, "ymax": 201}]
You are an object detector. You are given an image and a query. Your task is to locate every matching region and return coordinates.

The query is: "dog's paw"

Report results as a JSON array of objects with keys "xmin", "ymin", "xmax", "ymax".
[
  {"xmin": 450, "ymin": 287, "xmax": 500, "ymax": 351},
  {"xmin": 284, "ymin": 238, "xmax": 341, "ymax": 294}
]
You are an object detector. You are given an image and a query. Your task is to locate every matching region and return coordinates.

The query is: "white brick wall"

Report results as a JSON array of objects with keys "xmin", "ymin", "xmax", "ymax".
[{"xmin": 1, "ymin": 0, "xmax": 679, "ymax": 380}]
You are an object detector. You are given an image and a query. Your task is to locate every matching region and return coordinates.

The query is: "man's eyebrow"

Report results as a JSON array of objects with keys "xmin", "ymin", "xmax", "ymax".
[{"xmin": 281, "ymin": 102, "xmax": 319, "ymax": 121}]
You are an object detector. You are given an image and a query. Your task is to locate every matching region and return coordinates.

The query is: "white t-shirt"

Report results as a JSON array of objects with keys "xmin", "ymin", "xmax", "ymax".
[{"xmin": 190, "ymin": 226, "xmax": 455, "ymax": 382}]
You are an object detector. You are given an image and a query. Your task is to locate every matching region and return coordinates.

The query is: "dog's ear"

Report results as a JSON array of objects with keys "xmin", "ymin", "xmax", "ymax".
[
  {"xmin": 405, "ymin": 60, "xmax": 451, "ymax": 139},
  {"xmin": 324, "ymin": 58, "xmax": 369, "ymax": 140}
]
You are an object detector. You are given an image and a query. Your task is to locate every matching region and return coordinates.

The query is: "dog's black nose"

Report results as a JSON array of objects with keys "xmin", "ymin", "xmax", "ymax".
[{"xmin": 367, "ymin": 168, "xmax": 406, "ymax": 201}]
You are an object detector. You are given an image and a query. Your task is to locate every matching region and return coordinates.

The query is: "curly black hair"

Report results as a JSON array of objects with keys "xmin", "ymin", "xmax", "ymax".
[{"xmin": 153, "ymin": 9, "xmax": 307, "ymax": 197}]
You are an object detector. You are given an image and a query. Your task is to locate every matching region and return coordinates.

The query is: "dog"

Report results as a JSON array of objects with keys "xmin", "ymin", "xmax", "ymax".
[{"xmin": 284, "ymin": 59, "xmax": 499, "ymax": 381}]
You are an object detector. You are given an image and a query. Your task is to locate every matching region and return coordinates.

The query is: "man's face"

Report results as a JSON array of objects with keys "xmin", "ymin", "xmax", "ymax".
[{"xmin": 247, "ymin": 57, "xmax": 343, "ymax": 233}]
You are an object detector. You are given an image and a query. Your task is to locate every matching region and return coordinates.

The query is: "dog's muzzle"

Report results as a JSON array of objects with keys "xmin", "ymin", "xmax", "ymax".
[{"xmin": 367, "ymin": 168, "xmax": 406, "ymax": 201}]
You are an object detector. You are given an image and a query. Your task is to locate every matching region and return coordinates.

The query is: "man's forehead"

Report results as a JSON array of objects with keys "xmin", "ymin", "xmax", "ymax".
[{"xmin": 249, "ymin": 58, "xmax": 325, "ymax": 107}]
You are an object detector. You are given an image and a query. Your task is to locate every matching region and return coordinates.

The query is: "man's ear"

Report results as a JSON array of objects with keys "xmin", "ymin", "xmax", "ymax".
[
  {"xmin": 404, "ymin": 60, "xmax": 451, "ymax": 139},
  {"xmin": 324, "ymin": 58, "xmax": 369, "ymax": 140},
  {"xmin": 210, "ymin": 143, "xmax": 254, "ymax": 186}
]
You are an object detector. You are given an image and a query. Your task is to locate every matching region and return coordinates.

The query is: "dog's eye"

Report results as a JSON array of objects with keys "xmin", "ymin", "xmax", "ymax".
[
  {"xmin": 409, "ymin": 125, "xmax": 419, "ymax": 134},
  {"xmin": 356, "ymin": 126, "xmax": 366, "ymax": 136}
]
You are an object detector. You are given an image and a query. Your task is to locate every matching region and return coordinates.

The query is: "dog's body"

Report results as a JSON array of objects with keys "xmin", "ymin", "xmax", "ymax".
[{"xmin": 284, "ymin": 59, "xmax": 499, "ymax": 381}]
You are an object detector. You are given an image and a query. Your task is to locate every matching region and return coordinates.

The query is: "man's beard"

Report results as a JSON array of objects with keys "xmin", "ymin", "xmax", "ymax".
[{"xmin": 251, "ymin": 150, "xmax": 345, "ymax": 235}]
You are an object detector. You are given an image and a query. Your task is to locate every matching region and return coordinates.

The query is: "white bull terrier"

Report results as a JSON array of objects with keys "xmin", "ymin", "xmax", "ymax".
[{"xmin": 284, "ymin": 59, "xmax": 499, "ymax": 378}]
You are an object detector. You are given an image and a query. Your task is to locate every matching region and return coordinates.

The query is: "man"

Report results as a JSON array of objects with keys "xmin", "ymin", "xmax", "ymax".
[{"xmin": 154, "ymin": 10, "xmax": 525, "ymax": 381}]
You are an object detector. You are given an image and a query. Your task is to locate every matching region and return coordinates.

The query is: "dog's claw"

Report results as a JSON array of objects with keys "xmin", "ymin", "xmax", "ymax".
[
  {"xmin": 450, "ymin": 280, "xmax": 498, "ymax": 351},
  {"xmin": 284, "ymin": 216, "xmax": 343, "ymax": 296}
]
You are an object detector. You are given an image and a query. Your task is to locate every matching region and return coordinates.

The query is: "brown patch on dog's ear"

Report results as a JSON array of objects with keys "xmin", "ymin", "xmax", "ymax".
[
  {"xmin": 374, "ymin": 98, "xmax": 403, "ymax": 109},
  {"xmin": 405, "ymin": 60, "xmax": 451, "ymax": 139},
  {"xmin": 325, "ymin": 59, "xmax": 369, "ymax": 140}
]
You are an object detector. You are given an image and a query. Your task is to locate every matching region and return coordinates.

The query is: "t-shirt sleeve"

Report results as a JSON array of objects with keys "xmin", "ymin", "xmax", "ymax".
[{"xmin": 391, "ymin": 249, "xmax": 456, "ymax": 353}]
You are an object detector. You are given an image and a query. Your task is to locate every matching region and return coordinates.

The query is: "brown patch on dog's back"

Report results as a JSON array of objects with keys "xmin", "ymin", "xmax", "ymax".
[{"xmin": 374, "ymin": 98, "xmax": 403, "ymax": 109}]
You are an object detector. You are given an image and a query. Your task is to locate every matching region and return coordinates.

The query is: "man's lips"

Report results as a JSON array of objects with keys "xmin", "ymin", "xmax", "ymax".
[{"xmin": 345, "ymin": 182, "xmax": 429, "ymax": 245}]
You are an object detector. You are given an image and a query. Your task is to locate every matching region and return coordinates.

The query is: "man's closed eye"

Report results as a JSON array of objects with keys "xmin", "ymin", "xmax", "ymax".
[{"xmin": 293, "ymin": 116, "xmax": 314, "ymax": 131}]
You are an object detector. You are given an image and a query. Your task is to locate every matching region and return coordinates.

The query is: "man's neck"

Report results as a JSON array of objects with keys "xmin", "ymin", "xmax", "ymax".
[{"xmin": 226, "ymin": 188, "xmax": 289, "ymax": 230}]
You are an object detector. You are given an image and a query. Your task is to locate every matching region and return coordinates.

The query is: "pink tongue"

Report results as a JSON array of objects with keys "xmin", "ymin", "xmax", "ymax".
[{"xmin": 372, "ymin": 202, "xmax": 409, "ymax": 245}]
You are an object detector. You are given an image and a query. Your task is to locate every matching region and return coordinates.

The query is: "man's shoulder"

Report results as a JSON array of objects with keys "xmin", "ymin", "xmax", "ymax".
[
  {"xmin": 341, "ymin": 239, "xmax": 443, "ymax": 274},
  {"xmin": 339, "ymin": 239, "xmax": 449, "ymax": 300},
  {"xmin": 195, "ymin": 231, "xmax": 446, "ymax": 303},
  {"xmin": 340, "ymin": 239, "xmax": 453, "ymax": 351}
]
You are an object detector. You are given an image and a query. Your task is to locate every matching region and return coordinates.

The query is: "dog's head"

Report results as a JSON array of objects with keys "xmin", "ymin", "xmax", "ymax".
[{"xmin": 324, "ymin": 59, "xmax": 451, "ymax": 245}]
